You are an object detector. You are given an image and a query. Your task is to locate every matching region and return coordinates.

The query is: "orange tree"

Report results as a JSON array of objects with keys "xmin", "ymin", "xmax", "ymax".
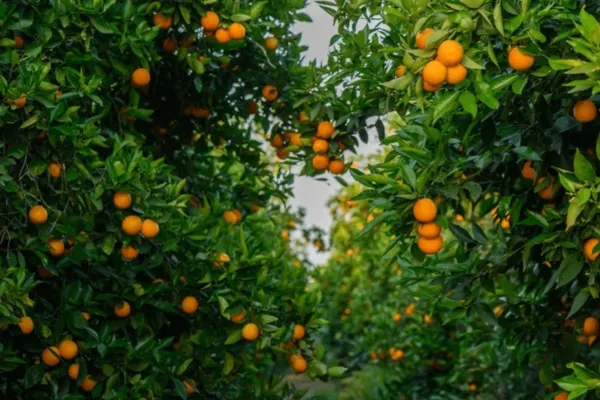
[
  {"xmin": 0, "ymin": 1, "xmax": 343, "ymax": 398},
  {"xmin": 297, "ymin": 0, "xmax": 600, "ymax": 398}
]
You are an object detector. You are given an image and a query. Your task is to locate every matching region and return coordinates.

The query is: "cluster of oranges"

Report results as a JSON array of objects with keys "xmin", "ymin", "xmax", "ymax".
[
  {"xmin": 413, "ymin": 198, "xmax": 443, "ymax": 255},
  {"xmin": 270, "ymin": 131, "xmax": 303, "ymax": 159},
  {"xmin": 311, "ymin": 121, "xmax": 345, "ymax": 174},
  {"xmin": 41, "ymin": 340, "xmax": 97, "ymax": 392},
  {"xmin": 223, "ymin": 209, "xmax": 243, "ymax": 225},
  {"xmin": 200, "ymin": 11, "xmax": 246, "ymax": 44},
  {"xmin": 287, "ymin": 324, "xmax": 308, "ymax": 373},
  {"xmin": 114, "ymin": 192, "xmax": 160, "ymax": 260}
]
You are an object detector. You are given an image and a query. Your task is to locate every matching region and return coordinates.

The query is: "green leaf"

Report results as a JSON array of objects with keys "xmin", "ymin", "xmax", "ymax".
[
  {"xmin": 90, "ymin": 17, "xmax": 116, "ymax": 34},
  {"xmin": 224, "ymin": 330, "xmax": 242, "ymax": 345},
  {"xmin": 381, "ymin": 75, "xmax": 412, "ymax": 90},
  {"xmin": 433, "ymin": 91, "xmax": 460, "ymax": 122},
  {"xmin": 172, "ymin": 379, "xmax": 189, "ymax": 399},
  {"xmin": 566, "ymin": 201, "xmax": 583, "ymax": 230},
  {"xmin": 511, "ymin": 75, "xmax": 528, "ymax": 94},
  {"xmin": 231, "ymin": 14, "xmax": 251, "ymax": 22},
  {"xmin": 449, "ymin": 223, "xmax": 477, "ymax": 243},
  {"xmin": 568, "ymin": 291, "xmax": 590, "ymax": 318},
  {"xmin": 20, "ymin": 114, "xmax": 39, "ymax": 129},
  {"xmin": 222, "ymin": 352, "xmax": 234, "ymax": 375},
  {"xmin": 493, "ymin": 2, "xmax": 504, "ymax": 35},
  {"xmin": 556, "ymin": 255, "xmax": 584, "ymax": 288},
  {"xmin": 459, "ymin": 90, "xmax": 477, "ymax": 118},
  {"xmin": 327, "ymin": 366, "xmax": 348, "ymax": 377},
  {"xmin": 24, "ymin": 364, "xmax": 45, "ymax": 389},
  {"xmin": 176, "ymin": 358, "xmax": 193, "ymax": 376},
  {"xmin": 179, "ymin": 5, "xmax": 191, "ymax": 24},
  {"xmin": 250, "ymin": 1, "xmax": 268, "ymax": 19},
  {"xmin": 475, "ymin": 82, "xmax": 499, "ymax": 109},
  {"xmin": 462, "ymin": 55, "xmax": 484, "ymax": 70},
  {"xmin": 574, "ymin": 149, "xmax": 596, "ymax": 181}
]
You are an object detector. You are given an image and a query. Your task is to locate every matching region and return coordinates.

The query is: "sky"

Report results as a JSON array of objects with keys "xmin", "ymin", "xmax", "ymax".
[{"xmin": 289, "ymin": 2, "xmax": 381, "ymax": 265}]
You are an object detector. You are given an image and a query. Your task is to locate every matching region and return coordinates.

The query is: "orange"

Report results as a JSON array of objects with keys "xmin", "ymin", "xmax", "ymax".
[
  {"xmin": 121, "ymin": 245, "xmax": 138, "ymax": 260},
  {"xmin": 242, "ymin": 322, "xmax": 260, "ymax": 341},
  {"xmin": 55, "ymin": 90, "xmax": 62, "ymax": 101},
  {"xmin": 280, "ymin": 230, "xmax": 289, "ymax": 240},
  {"xmin": 404, "ymin": 304, "xmax": 415, "ymax": 315},
  {"xmin": 113, "ymin": 192, "xmax": 132, "ymax": 209},
  {"xmin": 68, "ymin": 364, "xmax": 79, "ymax": 380},
  {"xmin": 201, "ymin": 11, "xmax": 220, "ymax": 31},
  {"xmin": 184, "ymin": 380, "xmax": 195, "ymax": 394},
  {"xmin": 291, "ymin": 357, "xmax": 307, "ymax": 373},
  {"xmin": 413, "ymin": 198, "xmax": 437, "ymax": 223},
  {"xmin": 446, "ymin": 64, "xmax": 467, "ymax": 84},
  {"xmin": 131, "ymin": 68, "xmax": 151, "ymax": 88},
  {"xmin": 391, "ymin": 349, "xmax": 405, "ymax": 360},
  {"xmin": 223, "ymin": 210, "xmax": 239, "ymax": 224},
  {"xmin": 182, "ymin": 296, "xmax": 199, "ymax": 314},
  {"xmin": 229, "ymin": 22, "xmax": 246, "ymax": 40},
  {"xmin": 436, "ymin": 40, "xmax": 463, "ymax": 67},
  {"xmin": 141, "ymin": 219, "xmax": 160, "ymax": 238},
  {"xmin": 293, "ymin": 324, "xmax": 306, "ymax": 340},
  {"xmin": 81, "ymin": 376, "xmax": 96, "ymax": 392},
  {"xmin": 395, "ymin": 65, "xmax": 406, "ymax": 77},
  {"xmin": 417, "ymin": 222, "xmax": 441, "ymax": 239},
  {"xmin": 508, "ymin": 47, "xmax": 534, "ymax": 71},
  {"xmin": 122, "ymin": 215, "xmax": 143, "ymax": 236},
  {"xmin": 271, "ymin": 133, "xmax": 284, "ymax": 148},
  {"xmin": 153, "ymin": 12, "xmax": 172, "ymax": 30},
  {"xmin": 15, "ymin": 36, "xmax": 24, "ymax": 49},
  {"xmin": 584, "ymin": 238, "xmax": 600, "ymax": 261},
  {"xmin": 312, "ymin": 154, "xmax": 329, "ymax": 171},
  {"xmin": 298, "ymin": 112, "xmax": 309, "ymax": 122},
  {"xmin": 328, "ymin": 160, "xmax": 345, "ymax": 174},
  {"xmin": 49, "ymin": 162, "xmax": 62, "ymax": 178},
  {"xmin": 114, "ymin": 301, "xmax": 131, "ymax": 318},
  {"xmin": 262, "ymin": 85, "xmax": 278, "ymax": 102},
  {"xmin": 583, "ymin": 316, "xmax": 599, "ymax": 335},
  {"xmin": 500, "ymin": 219, "xmax": 510, "ymax": 230},
  {"xmin": 265, "ymin": 37, "xmax": 278, "ymax": 50},
  {"xmin": 423, "ymin": 80, "xmax": 440, "ymax": 92},
  {"xmin": 468, "ymin": 383, "xmax": 477, "ymax": 392},
  {"xmin": 493, "ymin": 306, "xmax": 504, "ymax": 317},
  {"xmin": 81, "ymin": 312, "xmax": 91, "ymax": 321},
  {"xmin": 29, "ymin": 205, "xmax": 48, "ymax": 224},
  {"xmin": 163, "ymin": 38, "xmax": 178, "ymax": 53},
  {"xmin": 424, "ymin": 314, "xmax": 433, "ymax": 324},
  {"xmin": 417, "ymin": 236, "xmax": 443, "ymax": 255},
  {"xmin": 48, "ymin": 239, "xmax": 65, "ymax": 257},
  {"xmin": 215, "ymin": 28, "xmax": 231, "ymax": 44},
  {"xmin": 287, "ymin": 133, "xmax": 303, "ymax": 146},
  {"xmin": 422, "ymin": 60, "xmax": 447, "ymax": 85},
  {"xmin": 393, "ymin": 313, "xmax": 402, "ymax": 322},
  {"xmin": 573, "ymin": 99, "xmax": 597, "ymax": 123},
  {"xmin": 192, "ymin": 107, "xmax": 210, "ymax": 118},
  {"xmin": 521, "ymin": 160, "xmax": 536, "ymax": 180},
  {"xmin": 14, "ymin": 95, "xmax": 27, "ymax": 109},
  {"xmin": 317, "ymin": 121, "xmax": 335, "ymax": 139},
  {"xmin": 554, "ymin": 392, "xmax": 568, "ymax": 400},
  {"xmin": 248, "ymin": 100, "xmax": 258, "ymax": 114},
  {"xmin": 42, "ymin": 347, "xmax": 61, "ymax": 367},
  {"xmin": 19, "ymin": 316, "xmax": 34, "ymax": 335},
  {"xmin": 455, "ymin": 214, "xmax": 464, "ymax": 222},
  {"xmin": 230, "ymin": 311, "xmax": 245, "ymax": 324},
  {"xmin": 58, "ymin": 340, "xmax": 78, "ymax": 360},
  {"xmin": 312, "ymin": 139, "xmax": 329, "ymax": 153},
  {"xmin": 416, "ymin": 28, "xmax": 434, "ymax": 50},
  {"xmin": 233, "ymin": 209, "xmax": 242, "ymax": 222},
  {"xmin": 536, "ymin": 177, "xmax": 554, "ymax": 200}
]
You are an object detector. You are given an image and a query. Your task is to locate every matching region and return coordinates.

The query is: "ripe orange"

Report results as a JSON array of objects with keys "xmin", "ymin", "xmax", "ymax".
[
  {"xmin": 68, "ymin": 364, "xmax": 79, "ymax": 380},
  {"xmin": 395, "ymin": 65, "xmax": 406, "ymax": 77},
  {"xmin": 153, "ymin": 12, "xmax": 172, "ymax": 30},
  {"xmin": 553, "ymin": 392, "xmax": 568, "ymax": 400},
  {"xmin": 29, "ymin": 205, "xmax": 48, "ymax": 224},
  {"xmin": 230, "ymin": 311, "xmax": 245, "ymax": 324},
  {"xmin": 223, "ymin": 210, "xmax": 239, "ymax": 224},
  {"xmin": 81, "ymin": 376, "xmax": 97, "ymax": 392},
  {"xmin": 265, "ymin": 37, "xmax": 278, "ymax": 50},
  {"xmin": 14, "ymin": 95, "xmax": 27, "ymax": 109},
  {"xmin": 416, "ymin": 28, "xmax": 434, "ymax": 50},
  {"xmin": 312, "ymin": 154, "xmax": 329, "ymax": 171},
  {"xmin": 287, "ymin": 133, "xmax": 303, "ymax": 146},
  {"xmin": 248, "ymin": 100, "xmax": 258, "ymax": 114},
  {"xmin": 81, "ymin": 312, "xmax": 91, "ymax": 321},
  {"xmin": 393, "ymin": 312, "xmax": 402, "ymax": 322},
  {"xmin": 536, "ymin": 177, "xmax": 554, "ymax": 200},
  {"xmin": 229, "ymin": 22, "xmax": 246, "ymax": 40},
  {"xmin": 192, "ymin": 107, "xmax": 210, "ymax": 118},
  {"xmin": 184, "ymin": 380, "xmax": 195, "ymax": 394},
  {"xmin": 417, "ymin": 236, "xmax": 443, "ymax": 255},
  {"xmin": 19, "ymin": 316, "xmax": 34, "ymax": 335},
  {"xmin": 262, "ymin": 85, "xmax": 278, "ymax": 102},
  {"xmin": 521, "ymin": 160, "xmax": 536, "ymax": 180},
  {"xmin": 242, "ymin": 322, "xmax": 260, "ymax": 341},
  {"xmin": 573, "ymin": 99, "xmax": 597, "ymax": 123},
  {"xmin": 446, "ymin": 64, "xmax": 467, "ymax": 84},
  {"xmin": 58, "ymin": 340, "xmax": 78, "ymax": 360},
  {"xmin": 233, "ymin": 209, "xmax": 242, "ymax": 222},
  {"xmin": 215, "ymin": 28, "xmax": 231, "ymax": 44},
  {"xmin": 437, "ymin": 40, "xmax": 463, "ymax": 67},
  {"xmin": 163, "ymin": 38, "xmax": 178, "ymax": 53},
  {"xmin": 293, "ymin": 324, "xmax": 306, "ymax": 340},
  {"xmin": 455, "ymin": 214, "xmax": 465, "ymax": 222},
  {"xmin": 312, "ymin": 139, "xmax": 329, "ymax": 153},
  {"xmin": 122, "ymin": 215, "xmax": 143, "ymax": 236},
  {"xmin": 271, "ymin": 133, "xmax": 284, "ymax": 148},
  {"xmin": 391, "ymin": 349, "xmax": 405, "ymax": 360},
  {"xmin": 328, "ymin": 160, "xmax": 345, "ymax": 174},
  {"xmin": 423, "ymin": 80, "xmax": 440, "ymax": 92},
  {"xmin": 317, "ymin": 121, "xmax": 335, "ymax": 139},
  {"xmin": 182, "ymin": 296, "xmax": 199, "ymax": 314},
  {"xmin": 508, "ymin": 47, "xmax": 534, "ymax": 71},
  {"xmin": 417, "ymin": 222, "xmax": 441, "ymax": 239},
  {"xmin": 42, "ymin": 347, "xmax": 61, "ymax": 367},
  {"xmin": 500, "ymin": 219, "xmax": 510, "ymax": 230},
  {"xmin": 201, "ymin": 11, "xmax": 220, "ymax": 31},
  {"xmin": 113, "ymin": 192, "xmax": 132, "ymax": 209},
  {"xmin": 114, "ymin": 301, "xmax": 131, "ymax": 318},
  {"xmin": 15, "ymin": 36, "xmax": 24, "ymax": 49},
  {"xmin": 131, "ymin": 68, "xmax": 151, "ymax": 88},
  {"xmin": 298, "ymin": 112, "xmax": 309, "ymax": 122},
  {"xmin": 141, "ymin": 219, "xmax": 160, "ymax": 238},
  {"xmin": 291, "ymin": 357, "xmax": 307, "ymax": 373},
  {"xmin": 583, "ymin": 316, "xmax": 599, "ymax": 335},
  {"xmin": 413, "ymin": 198, "xmax": 437, "ymax": 223},
  {"xmin": 280, "ymin": 230, "xmax": 289, "ymax": 240},
  {"xmin": 468, "ymin": 383, "xmax": 477, "ymax": 392},
  {"xmin": 121, "ymin": 245, "xmax": 138, "ymax": 260},
  {"xmin": 404, "ymin": 304, "xmax": 415, "ymax": 315},
  {"xmin": 48, "ymin": 239, "xmax": 65, "ymax": 257},
  {"xmin": 584, "ymin": 238, "xmax": 600, "ymax": 263},
  {"xmin": 49, "ymin": 162, "xmax": 62, "ymax": 178},
  {"xmin": 422, "ymin": 60, "xmax": 447, "ymax": 85}
]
